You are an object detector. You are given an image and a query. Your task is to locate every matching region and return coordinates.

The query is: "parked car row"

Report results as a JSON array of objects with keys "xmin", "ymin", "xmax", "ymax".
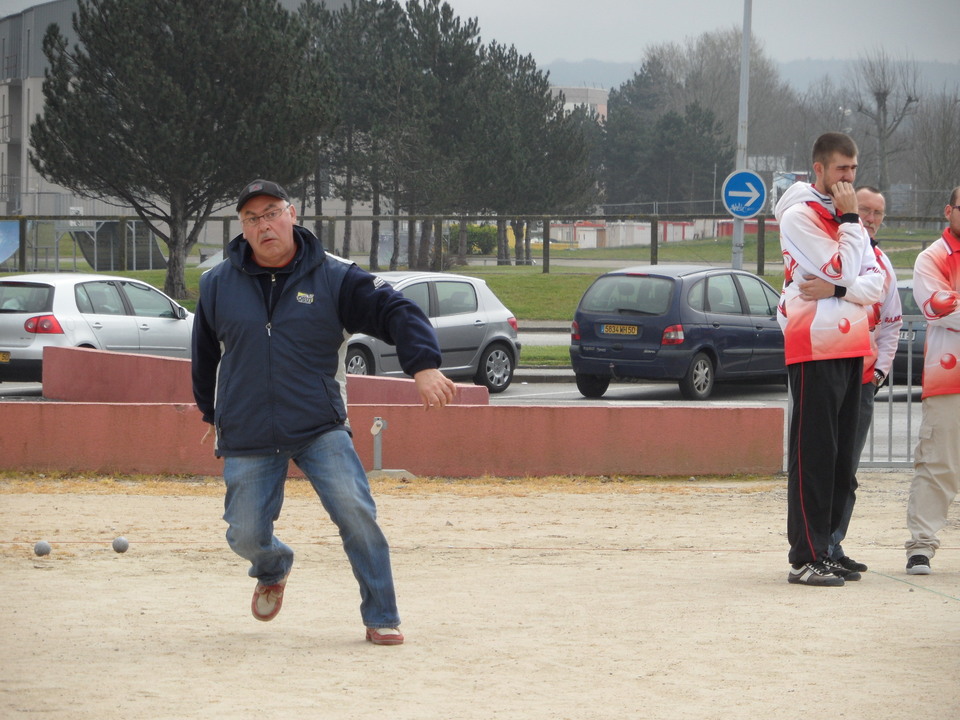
[
  {"xmin": 1, "ymin": 267, "xmax": 924, "ymax": 398},
  {"xmin": 0, "ymin": 270, "xmax": 523, "ymax": 393}
]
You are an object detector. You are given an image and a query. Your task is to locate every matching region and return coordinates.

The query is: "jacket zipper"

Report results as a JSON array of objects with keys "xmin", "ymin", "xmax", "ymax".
[{"xmin": 266, "ymin": 273, "xmax": 276, "ymax": 336}]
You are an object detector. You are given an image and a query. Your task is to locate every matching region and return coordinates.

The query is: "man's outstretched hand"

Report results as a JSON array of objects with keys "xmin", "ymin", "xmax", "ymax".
[{"xmin": 413, "ymin": 368, "xmax": 458, "ymax": 410}]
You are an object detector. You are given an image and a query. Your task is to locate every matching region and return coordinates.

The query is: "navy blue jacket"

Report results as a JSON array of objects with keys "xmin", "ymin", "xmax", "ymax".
[{"xmin": 191, "ymin": 225, "xmax": 441, "ymax": 456}]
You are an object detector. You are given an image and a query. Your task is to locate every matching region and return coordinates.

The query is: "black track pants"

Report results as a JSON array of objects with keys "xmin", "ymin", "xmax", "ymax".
[{"xmin": 786, "ymin": 357, "xmax": 864, "ymax": 566}]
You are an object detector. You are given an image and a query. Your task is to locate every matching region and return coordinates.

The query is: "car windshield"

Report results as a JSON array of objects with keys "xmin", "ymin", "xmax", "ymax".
[
  {"xmin": 0, "ymin": 282, "xmax": 54, "ymax": 313},
  {"xmin": 580, "ymin": 275, "xmax": 672, "ymax": 315}
]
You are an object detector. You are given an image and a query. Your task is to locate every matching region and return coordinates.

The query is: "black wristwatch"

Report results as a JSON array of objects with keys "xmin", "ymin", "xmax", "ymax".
[{"xmin": 873, "ymin": 369, "xmax": 887, "ymax": 387}]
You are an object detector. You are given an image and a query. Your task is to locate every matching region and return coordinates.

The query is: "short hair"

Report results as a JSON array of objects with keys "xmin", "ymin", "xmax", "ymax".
[
  {"xmin": 857, "ymin": 185, "xmax": 882, "ymax": 196},
  {"xmin": 812, "ymin": 132, "xmax": 858, "ymax": 166},
  {"xmin": 950, "ymin": 186, "xmax": 960, "ymax": 207}
]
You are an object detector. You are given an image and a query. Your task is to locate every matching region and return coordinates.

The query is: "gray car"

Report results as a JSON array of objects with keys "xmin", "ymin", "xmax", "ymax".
[
  {"xmin": 0, "ymin": 272, "xmax": 193, "ymax": 382},
  {"xmin": 345, "ymin": 271, "xmax": 521, "ymax": 392}
]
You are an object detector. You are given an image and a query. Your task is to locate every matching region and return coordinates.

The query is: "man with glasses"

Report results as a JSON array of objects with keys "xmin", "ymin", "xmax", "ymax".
[
  {"xmin": 192, "ymin": 179, "xmax": 457, "ymax": 644},
  {"xmin": 904, "ymin": 186, "xmax": 960, "ymax": 575}
]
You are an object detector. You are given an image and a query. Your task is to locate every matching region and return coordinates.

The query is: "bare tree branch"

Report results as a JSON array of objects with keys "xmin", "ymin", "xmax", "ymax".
[{"xmin": 851, "ymin": 48, "xmax": 920, "ymax": 191}]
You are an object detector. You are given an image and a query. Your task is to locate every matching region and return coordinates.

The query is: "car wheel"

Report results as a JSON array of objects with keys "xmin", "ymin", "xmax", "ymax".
[
  {"xmin": 345, "ymin": 346, "xmax": 373, "ymax": 375},
  {"xmin": 474, "ymin": 343, "xmax": 514, "ymax": 393},
  {"xmin": 679, "ymin": 352, "xmax": 714, "ymax": 400},
  {"xmin": 576, "ymin": 373, "xmax": 610, "ymax": 398}
]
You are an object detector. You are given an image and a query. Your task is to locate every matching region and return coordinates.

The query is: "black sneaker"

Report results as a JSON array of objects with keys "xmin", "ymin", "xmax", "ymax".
[
  {"xmin": 906, "ymin": 555, "xmax": 932, "ymax": 575},
  {"xmin": 823, "ymin": 558, "xmax": 861, "ymax": 581},
  {"xmin": 788, "ymin": 561, "xmax": 845, "ymax": 586},
  {"xmin": 837, "ymin": 556, "xmax": 868, "ymax": 573}
]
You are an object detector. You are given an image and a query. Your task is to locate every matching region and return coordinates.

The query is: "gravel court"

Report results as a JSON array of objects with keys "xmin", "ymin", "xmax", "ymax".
[{"xmin": 1, "ymin": 471, "xmax": 957, "ymax": 719}]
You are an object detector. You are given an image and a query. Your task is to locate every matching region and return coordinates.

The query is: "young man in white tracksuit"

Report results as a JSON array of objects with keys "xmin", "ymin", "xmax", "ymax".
[{"xmin": 775, "ymin": 133, "xmax": 884, "ymax": 587}]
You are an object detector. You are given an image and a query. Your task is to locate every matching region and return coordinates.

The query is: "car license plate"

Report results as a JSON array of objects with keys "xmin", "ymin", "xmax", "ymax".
[
  {"xmin": 602, "ymin": 324, "xmax": 638, "ymax": 336},
  {"xmin": 899, "ymin": 330, "xmax": 915, "ymax": 341},
  {"xmin": 0, "ymin": 351, "xmax": 9, "ymax": 363}
]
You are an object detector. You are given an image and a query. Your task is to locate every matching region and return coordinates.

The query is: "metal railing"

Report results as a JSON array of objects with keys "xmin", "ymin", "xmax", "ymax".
[{"xmin": 859, "ymin": 315, "xmax": 925, "ymax": 468}]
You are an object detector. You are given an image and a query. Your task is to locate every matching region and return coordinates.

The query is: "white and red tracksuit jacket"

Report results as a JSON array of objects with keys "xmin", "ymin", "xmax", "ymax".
[
  {"xmin": 913, "ymin": 228, "xmax": 960, "ymax": 399},
  {"xmin": 863, "ymin": 243, "xmax": 902, "ymax": 383},
  {"xmin": 775, "ymin": 182, "xmax": 884, "ymax": 365}
]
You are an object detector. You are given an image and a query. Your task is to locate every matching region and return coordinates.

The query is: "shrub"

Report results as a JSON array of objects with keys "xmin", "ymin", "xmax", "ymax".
[{"xmin": 450, "ymin": 223, "xmax": 498, "ymax": 255}]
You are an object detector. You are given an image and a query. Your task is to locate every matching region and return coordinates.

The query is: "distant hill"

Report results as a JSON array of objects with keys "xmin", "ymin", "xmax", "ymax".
[
  {"xmin": 546, "ymin": 57, "xmax": 960, "ymax": 93},
  {"xmin": 544, "ymin": 59, "xmax": 641, "ymax": 91},
  {"xmin": 778, "ymin": 58, "xmax": 960, "ymax": 92}
]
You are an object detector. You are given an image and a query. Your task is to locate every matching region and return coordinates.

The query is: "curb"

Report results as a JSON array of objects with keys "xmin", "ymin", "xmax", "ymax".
[{"xmin": 514, "ymin": 367, "xmax": 575, "ymax": 383}]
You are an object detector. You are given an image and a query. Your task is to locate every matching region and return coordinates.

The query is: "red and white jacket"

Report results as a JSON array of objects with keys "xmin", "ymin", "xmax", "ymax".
[
  {"xmin": 863, "ymin": 243, "xmax": 902, "ymax": 383},
  {"xmin": 775, "ymin": 182, "xmax": 884, "ymax": 365},
  {"xmin": 913, "ymin": 228, "xmax": 960, "ymax": 399}
]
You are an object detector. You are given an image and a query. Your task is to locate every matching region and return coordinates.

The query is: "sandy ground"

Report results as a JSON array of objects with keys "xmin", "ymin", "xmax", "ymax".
[{"xmin": 1, "ymin": 470, "xmax": 958, "ymax": 720}]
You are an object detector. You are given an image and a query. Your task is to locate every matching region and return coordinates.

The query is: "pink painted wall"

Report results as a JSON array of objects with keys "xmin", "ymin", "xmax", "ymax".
[
  {"xmin": 41, "ymin": 347, "xmax": 489, "ymax": 405},
  {"xmin": 0, "ymin": 348, "xmax": 784, "ymax": 477},
  {"xmin": 0, "ymin": 401, "xmax": 782, "ymax": 477},
  {"xmin": 348, "ymin": 404, "xmax": 782, "ymax": 476}
]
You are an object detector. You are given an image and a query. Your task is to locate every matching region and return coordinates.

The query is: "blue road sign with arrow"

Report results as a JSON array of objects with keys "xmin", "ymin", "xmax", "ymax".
[{"xmin": 721, "ymin": 169, "xmax": 767, "ymax": 219}]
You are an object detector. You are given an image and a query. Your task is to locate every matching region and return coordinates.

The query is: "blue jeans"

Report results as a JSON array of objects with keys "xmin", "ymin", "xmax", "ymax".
[{"xmin": 222, "ymin": 428, "xmax": 399, "ymax": 628}]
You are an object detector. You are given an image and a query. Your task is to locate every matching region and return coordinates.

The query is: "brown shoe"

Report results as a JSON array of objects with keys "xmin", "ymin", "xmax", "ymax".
[
  {"xmin": 251, "ymin": 574, "xmax": 288, "ymax": 621},
  {"xmin": 366, "ymin": 627, "xmax": 404, "ymax": 645}
]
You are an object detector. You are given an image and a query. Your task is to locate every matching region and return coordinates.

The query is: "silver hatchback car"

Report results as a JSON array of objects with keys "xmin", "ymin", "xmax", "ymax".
[
  {"xmin": 345, "ymin": 271, "xmax": 521, "ymax": 392},
  {"xmin": 0, "ymin": 273, "xmax": 193, "ymax": 382}
]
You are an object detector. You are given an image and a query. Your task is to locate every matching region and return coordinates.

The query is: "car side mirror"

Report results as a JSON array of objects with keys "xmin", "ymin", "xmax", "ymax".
[{"xmin": 176, "ymin": 306, "xmax": 188, "ymax": 320}]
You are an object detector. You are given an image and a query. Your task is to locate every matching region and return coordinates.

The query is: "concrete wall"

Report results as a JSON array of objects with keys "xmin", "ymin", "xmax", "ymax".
[
  {"xmin": 40, "ymin": 346, "xmax": 490, "ymax": 406},
  {"xmin": 0, "ymin": 348, "xmax": 784, "ymax": 478}
]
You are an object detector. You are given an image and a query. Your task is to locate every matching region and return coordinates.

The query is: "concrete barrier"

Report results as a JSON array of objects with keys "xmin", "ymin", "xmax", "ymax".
[
  {"xmin": 40, "ymin": 346, "xmax": 490, "ymax": 405},
  {"xmin": 0, "ymin": 347, "xmax": 784, "ymax": 477}
]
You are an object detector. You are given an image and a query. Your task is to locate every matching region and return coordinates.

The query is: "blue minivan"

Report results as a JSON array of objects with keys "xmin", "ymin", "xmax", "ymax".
[{"xmin": 570, "ymin": 265, "xmax": 786, "ymax": 399}]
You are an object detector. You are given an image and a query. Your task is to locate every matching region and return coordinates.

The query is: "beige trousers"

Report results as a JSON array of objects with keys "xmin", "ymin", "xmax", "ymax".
[{"xmin": 905, "ymin": 394, "xmax": 960, "ymax": 558}]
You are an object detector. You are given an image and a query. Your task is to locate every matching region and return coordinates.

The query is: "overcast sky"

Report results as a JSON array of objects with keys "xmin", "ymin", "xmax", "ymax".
[
  {"xmin": 444, "ymin": 0, "xmax": 960, "ymax": 66},
  {"xmin": 2, "ymin": 0, "xmax": 956, "ymax": 67}
]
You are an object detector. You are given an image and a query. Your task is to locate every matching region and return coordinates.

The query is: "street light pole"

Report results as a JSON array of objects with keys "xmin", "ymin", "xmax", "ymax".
[{"xmin": 731, "ymin": 0, "xmax": 752, "ymax": 270}]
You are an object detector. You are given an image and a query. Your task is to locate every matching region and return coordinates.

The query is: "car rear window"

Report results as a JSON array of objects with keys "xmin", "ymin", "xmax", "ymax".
[
  {"xmin": 580, "ymin": 275, "xmax": 673, "ymax": 315},
  {"xmin": 0, "ymin": 282, "xmax": 54, "ymax": 313}
]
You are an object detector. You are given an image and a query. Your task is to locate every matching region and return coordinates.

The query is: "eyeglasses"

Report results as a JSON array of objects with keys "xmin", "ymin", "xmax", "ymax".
[
  {"xmin": 951, "ymin": 205, "xmax": 960, "ymax": 212},
  {"xmin": 240, "ymin": 205, "xmax": 289, "ymax": 228}
]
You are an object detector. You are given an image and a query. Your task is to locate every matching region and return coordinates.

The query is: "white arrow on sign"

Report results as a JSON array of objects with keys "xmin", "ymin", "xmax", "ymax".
[{"xmin": 728, "ymin": 182, "xmax": 761, "ymax": 206}]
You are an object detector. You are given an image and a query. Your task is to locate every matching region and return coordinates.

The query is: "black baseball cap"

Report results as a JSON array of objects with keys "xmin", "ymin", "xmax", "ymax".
[{"xmin": 236, "ymin": 179, "xmax": 289, "ymax": 212}]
